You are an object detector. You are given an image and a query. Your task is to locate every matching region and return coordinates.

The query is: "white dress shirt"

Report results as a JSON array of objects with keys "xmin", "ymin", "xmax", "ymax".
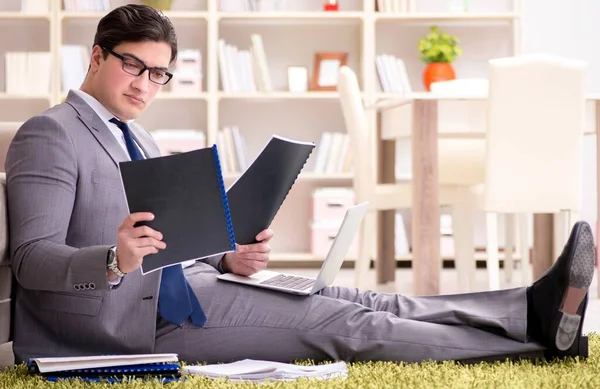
[{"xmin": 71, "ymin": 89, "xmax": 146, "ymax": 159}]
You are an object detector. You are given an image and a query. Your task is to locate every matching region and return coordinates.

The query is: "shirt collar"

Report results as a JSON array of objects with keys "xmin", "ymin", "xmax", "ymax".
[{"xmin": 71, "ymin": 89, "xmax": 135, "ymax": 126}]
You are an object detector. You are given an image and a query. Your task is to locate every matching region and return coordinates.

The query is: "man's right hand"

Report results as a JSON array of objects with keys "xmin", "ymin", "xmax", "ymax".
[{"xmin": 115, "ymin": 212, "xmax": 166, "ymax": 274}]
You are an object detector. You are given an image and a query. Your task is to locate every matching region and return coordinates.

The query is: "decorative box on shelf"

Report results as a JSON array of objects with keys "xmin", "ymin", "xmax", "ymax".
[
  {"xmin": 175, "ymin": 49, "xmax": 202, "ymax": 74},
  {"xmin": 312, "ymin": 187, "xmax": 355, "ymax": 222},
  {"xmin": 311, "ymin": 187, "xmax": 357, "ymax": 258},
  {"xmin": 171, "ymin": 73, "xmax": 203, "ymax": 93},
  {"xmin": 172, "ymin": 49, "xmax": 203, "ymax": 93}
]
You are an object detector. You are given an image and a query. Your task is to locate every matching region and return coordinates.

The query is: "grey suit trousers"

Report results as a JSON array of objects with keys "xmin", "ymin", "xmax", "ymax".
[{"xmin": 154, "ymin": 263, "xmax": 545, "ymax": 363}]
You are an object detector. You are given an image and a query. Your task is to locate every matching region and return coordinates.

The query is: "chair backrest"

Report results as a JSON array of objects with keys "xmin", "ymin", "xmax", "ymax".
[
  {"xmin": 484, "ymin": 54, "xmax": 587, "ymax": 213},
  {"xmin": 0, "ymin": 173, "xmax": 12, "ymax": 344},
  {"xmin": 0, "ymin": 122, "xmax": 20, "ymax": 172},
  {"xmin": 337, "ymin": 66, "xmax": 373, "ymax": 202},
  {"xmin": 430, "ymin": 78, "xmax": 489, "ymax": 96}
]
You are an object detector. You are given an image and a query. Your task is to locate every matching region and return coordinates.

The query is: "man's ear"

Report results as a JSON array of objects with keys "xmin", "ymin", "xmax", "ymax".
[{"xmin": 89, "ymin": 45, "xmax": 104, "ymax": 72}]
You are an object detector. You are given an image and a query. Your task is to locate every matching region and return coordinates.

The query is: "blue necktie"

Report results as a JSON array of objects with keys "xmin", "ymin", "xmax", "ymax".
[{"xmin": 109, "ymin": 118, "xmax": 207, "ymax": 328}]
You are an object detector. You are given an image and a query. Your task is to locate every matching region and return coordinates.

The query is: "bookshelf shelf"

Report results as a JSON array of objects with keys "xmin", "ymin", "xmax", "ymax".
[
  {"xmin": 156, "ymin": 92, "xmax": 208, "ymax": 100},
  {"xmin": 223, "ymin": 172, "xmax": 353, "ymax": 181},
  {"xmin": 0, "ymin": 12, "xmax": 50, "ymax": 20},
  {"xmin": 217, "ymin": 92, "xmax": 342, "ymax": 101},
  {"xmin": 60, "ymin": 11, "xmax": 209, "ymax": 20},
  {"xmin": 1, "ymin": 0, "xmax": 523, "ymax": 268},
  {"xmin": 218, "ymin": 11, "xmax": 364, "ymax": 23},
  {"xmin": 374, "ymin": 12, "xmax": 520, "ymax": 22},
  {"xmin": 269, "ymin": 251, "xmax": 523, "ymax": 264},
  {"xmin": 0, "ymin": 93, "xmax": 51, "ymax": 100}
]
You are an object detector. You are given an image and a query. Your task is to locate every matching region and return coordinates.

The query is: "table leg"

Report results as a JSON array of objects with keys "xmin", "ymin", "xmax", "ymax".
[
  {"xmin": 377, "ymin": 138, "xmax": 397, "ymax": 284},
  {"xmin": 412, "ymin": 100, "xmax": 440, "ymax": 296},
  {"xmin": 532, "ymin": 214, "xmax": 554, "ymax": 279}
]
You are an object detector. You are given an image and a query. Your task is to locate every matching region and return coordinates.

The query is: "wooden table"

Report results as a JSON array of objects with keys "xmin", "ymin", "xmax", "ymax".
[{"xmin": 376, "ymin": 93, "xmax": 600, "ymax": 296}]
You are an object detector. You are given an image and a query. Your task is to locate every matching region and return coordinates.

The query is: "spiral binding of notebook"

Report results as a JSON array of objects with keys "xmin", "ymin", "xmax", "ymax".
[
  {"xmin": 212, "ymin": 144, "xmax": 236, "ymax": 250},
  {"xmin": 27, "ymin": 360, "xmax": 181, "ymax": 383}
]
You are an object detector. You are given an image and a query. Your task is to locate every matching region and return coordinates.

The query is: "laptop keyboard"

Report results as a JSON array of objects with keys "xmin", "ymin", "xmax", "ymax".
[{"xmin": 259, "ymin": 274, "xmax": 315, "ymax": 291}]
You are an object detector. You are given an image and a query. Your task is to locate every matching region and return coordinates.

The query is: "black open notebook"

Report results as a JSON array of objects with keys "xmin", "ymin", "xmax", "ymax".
[
  {"xmin": 226, "ymin": 135, "xmax": 315, "ymax": 244},
  {"xmin": 119, "ymin": 145, "xmax": 236, "ymax": 274},
  {"xmin": 119, "ymin": 136, "xmax": 314, "ymax": 273}
]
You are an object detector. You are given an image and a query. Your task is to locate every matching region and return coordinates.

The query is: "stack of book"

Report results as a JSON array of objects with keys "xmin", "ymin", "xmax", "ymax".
[
  {"xmin": 27, "ymin": 353, "xmax": 181, "ymax": 383},
  {"xmin": 218, "ymin": 35, "xmax": 272, "ymax": 93}
]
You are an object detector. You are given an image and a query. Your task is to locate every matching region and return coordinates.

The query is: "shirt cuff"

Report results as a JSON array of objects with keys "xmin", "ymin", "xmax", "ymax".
[{"xmin": 108, "ymin": 276, "xmax": 122, "ymax": 288}]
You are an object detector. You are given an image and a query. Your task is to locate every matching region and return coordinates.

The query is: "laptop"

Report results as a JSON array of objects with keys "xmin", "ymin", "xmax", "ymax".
[{"xmin": 216, "ymin": 201, "xmax": 369, "ymax": 296}]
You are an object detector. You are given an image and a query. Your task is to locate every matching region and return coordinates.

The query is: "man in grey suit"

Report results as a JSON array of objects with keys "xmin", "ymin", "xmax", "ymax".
[{"xmin": 5, "ymin": 4, "xmax": 596, "ymax": 365}]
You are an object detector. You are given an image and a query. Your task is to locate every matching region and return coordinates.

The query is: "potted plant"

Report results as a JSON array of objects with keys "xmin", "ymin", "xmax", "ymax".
[
  {"xmin": 418, "ymin": 25, "xmax": 462, "ymax": 91},
  {"xmin": 141, "ymin": 0, "xmax": 173, "ymax": 10}
]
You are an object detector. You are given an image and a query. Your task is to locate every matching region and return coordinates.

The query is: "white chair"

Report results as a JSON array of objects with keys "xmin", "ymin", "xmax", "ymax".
[
  {"xmin": 479, "ymin": 53, "xmax": 587, "ymax": 288},
  {"xmin": 430, "ymin": 79, "xmax": 526, "ymax": 286},
  {"xmin": 337, "ymin": 66, "xmax": 486, "ymax": 290},
  {"xmin": 430, "ymin": 78, "xmax": 489, "ymax": 96}
]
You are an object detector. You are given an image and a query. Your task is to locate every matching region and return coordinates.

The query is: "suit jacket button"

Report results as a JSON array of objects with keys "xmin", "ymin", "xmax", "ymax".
[
  {"xmin": 83, "ymin": 283, "xmax": 89, "ymax": 289},
  {"xmin": 89, "ymin": 282, "xmax": 96, "ymax": 290},
  {"xmin": 74, "ymin": 284, "xmax": 80, "ymax": 290}
]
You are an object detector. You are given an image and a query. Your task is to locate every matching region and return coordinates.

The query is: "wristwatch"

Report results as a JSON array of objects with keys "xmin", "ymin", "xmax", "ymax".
[{"xmin": 107, "ymin": 246, "xmax": 126, "ymax": 278}]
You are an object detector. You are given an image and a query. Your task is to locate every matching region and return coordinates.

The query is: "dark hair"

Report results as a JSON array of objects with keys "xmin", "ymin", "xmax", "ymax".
[{"xmin": 93, "ymin": 4, "xmax": 177, "ymax": 64}]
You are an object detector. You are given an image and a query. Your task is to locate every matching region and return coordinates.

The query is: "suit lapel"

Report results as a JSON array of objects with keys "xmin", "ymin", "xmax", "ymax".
[
  {"xmin": 65, "ymin": 91, "xmax": 160, "ymax": 165},
  {"xmin": 66, "ymin": 91, "xmax": 130, "ymax": 168}
]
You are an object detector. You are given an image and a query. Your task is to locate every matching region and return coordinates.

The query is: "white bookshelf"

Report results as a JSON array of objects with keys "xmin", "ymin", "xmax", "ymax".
[{"xmin": 0, "ymin": 0, "xmax": 522, "ymax": 264}]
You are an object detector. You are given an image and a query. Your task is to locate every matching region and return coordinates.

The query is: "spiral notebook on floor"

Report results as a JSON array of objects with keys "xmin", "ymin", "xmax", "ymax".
[
  {"xmin": 27, "ymin": 353, "xmax": 181, "ymax": 383},
  {"xmin": 119, "ymin": 145, "xmax": 236, "ymax": 274},
  {"xmin": 226, "ymin": 135, "xmax": 315, "ymax": 245}
]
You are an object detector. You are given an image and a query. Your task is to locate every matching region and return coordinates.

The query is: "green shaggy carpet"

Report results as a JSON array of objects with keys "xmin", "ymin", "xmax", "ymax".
[{"xmin": 1, "ymin": 334, "xmax": 599, "ymax": 388}]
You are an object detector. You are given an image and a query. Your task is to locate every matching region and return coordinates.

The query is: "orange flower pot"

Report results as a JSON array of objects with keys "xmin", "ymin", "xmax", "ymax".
[{"xmin": 423, "ymin": 62, "xmax": 456, "ymax": 91}]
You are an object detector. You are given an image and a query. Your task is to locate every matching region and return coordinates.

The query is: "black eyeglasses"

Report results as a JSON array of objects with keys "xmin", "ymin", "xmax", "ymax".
[{"xmin": 101, "ymin": 46, "xmax": 173, "ymax": 85}]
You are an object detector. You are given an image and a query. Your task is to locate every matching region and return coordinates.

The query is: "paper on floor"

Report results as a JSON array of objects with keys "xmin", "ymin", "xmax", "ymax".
[{"xmin": 183, "ymin": 359, "xmax": 347, "ymax": 382}]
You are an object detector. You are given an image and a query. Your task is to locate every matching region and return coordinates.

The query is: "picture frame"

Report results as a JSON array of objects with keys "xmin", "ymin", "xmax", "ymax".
[
  {"xmin": 311, "ymin": 52, "xmax": 348, "ymax": 91},
  {"xmin": 287, "ymin": 66, "xmax": 308, "ymax": 92}
]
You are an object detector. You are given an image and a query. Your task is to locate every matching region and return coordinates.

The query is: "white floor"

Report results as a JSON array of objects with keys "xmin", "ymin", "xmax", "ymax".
[{"xmin": 1, "ymin": 267, "xmax": 598, "ymax": 369}]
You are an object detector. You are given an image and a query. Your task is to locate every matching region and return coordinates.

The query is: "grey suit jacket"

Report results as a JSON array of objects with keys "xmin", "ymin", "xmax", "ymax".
[{"xmin": 5, "ymin": 91, "xmax": 223, "ymax": 363}]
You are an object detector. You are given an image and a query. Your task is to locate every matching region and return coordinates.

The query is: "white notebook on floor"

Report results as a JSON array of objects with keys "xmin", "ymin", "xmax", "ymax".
[{"xmin": 217, "ymin": 202, "xmax": 368, "ymax": 296}]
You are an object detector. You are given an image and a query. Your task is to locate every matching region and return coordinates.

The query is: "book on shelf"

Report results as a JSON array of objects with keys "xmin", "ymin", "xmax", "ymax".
[
  {"xmin": 218, "ymin": 34, "xmax": 272, "ymax": 93},
  {"xmin": 375, "ymin": 54, "xmax": 412, "ymax": 94},
  {"xmin": 4, "ymin": 51, "xmax": 52, "ymax": 96},
  {"xmin": 27, "ymin": 353, "xmax": 180, "ymax": 383},
  {"xmin": 119, "ymin": 146, "xmax": 236, "ymax": 274},
  {"xmin": 219, "ymin": 0, "xmax": 311, "ymax": 12},
  {"xmin": 183, "ymin": 359, "xmax": 347, "ymax": 382},
  {"xmin": 60, "ymin": 45, "xmax": 90, "ymax": 93},
  {"xmin": 313, "ymin": 132, "xmax": 353, "ymax": 174},
  {"xmin": 215, "ymin": 126, "xmax": 249, "ymax": 174},
  {"xmin": 376, "ymin": 0, "xmax": 407, "ymax": 13},
  {"xmin": 226, "ymin": 135, "xmax": 315, "ymax": 245},
  {"xmin": 62, "ymin": 0, "xmax": 111, "ymax": 12},
  {"xmin": 20, "ymin": 0, "xmax": 49, "ymax": 13}
]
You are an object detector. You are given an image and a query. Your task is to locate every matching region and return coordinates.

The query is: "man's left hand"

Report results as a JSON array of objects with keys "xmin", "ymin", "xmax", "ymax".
[{"xmin": 222, "ymin": 229, "xmax": 274, "ymax": 276}]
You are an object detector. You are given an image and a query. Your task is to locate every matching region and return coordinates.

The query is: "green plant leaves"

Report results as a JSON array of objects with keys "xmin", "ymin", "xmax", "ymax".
[{"xmin": 418, "ymin": 25, "xmax": 462, "ymax": 64}]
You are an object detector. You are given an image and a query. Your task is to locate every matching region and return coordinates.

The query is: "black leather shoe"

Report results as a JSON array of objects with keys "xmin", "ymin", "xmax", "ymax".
[{"xmin": 527, "ymin": 220, "xmax": 596, "ymax": 360}]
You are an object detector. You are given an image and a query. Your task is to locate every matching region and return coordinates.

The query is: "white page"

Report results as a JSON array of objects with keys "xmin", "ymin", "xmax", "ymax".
[
  {"xmin": 32, "ymin": 353, "xmax": 178, "ymax": 373},
  {"xmin": 183, "ymin": 359, "xmax": 347, "ymax": 381}
]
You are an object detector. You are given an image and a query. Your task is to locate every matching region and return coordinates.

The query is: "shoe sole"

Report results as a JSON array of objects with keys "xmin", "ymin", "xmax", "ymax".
[{"xmin": 553, "ymin": 221, "xmax": 595, "ymax": 351}]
